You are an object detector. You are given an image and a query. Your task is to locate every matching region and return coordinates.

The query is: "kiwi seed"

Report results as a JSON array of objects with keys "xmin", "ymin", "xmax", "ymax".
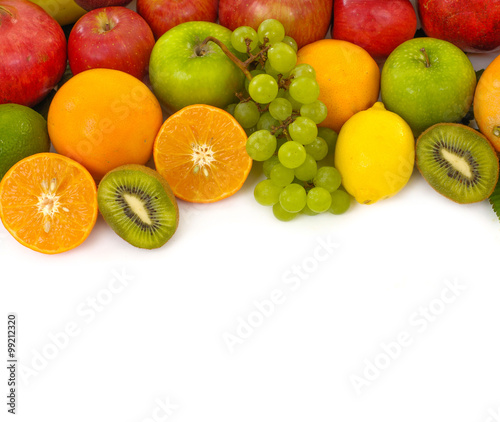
[
  {"xmin": 97, "ymin": 164, "xmax": 179, "ymax": 249},
  {"xmin": 416, "ymin": 123, "xmax": 499, "ymax": 204}
]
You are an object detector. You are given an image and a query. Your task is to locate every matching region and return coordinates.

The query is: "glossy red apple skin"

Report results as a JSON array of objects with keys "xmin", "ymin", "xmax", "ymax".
[
  {"xmin": 218, "ymin": 0, "xmax": 333, "ymax": 49},
  {"xmin": 68, "ymin": 7, "xmax": 155, "ymax": 81},
  {"xmin": 0, "ymin": 0, "xmax": 67, "ymax": 107},
  {"xmin": 333, "ymin": 0, "xmax": 417, "ymax": 62},
  {"xmin": 74, "ymin": 0, "xmax": 131, "ymax": 12},
  {"xmin": 418, "ymin": 0, "xmax": 500, "ymax": 53},
  {"xmin": 136, "ymin": 0, "xmax": 218, "ymax": 40}
]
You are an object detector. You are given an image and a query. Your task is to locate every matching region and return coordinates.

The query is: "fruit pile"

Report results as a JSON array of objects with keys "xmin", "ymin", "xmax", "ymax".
[
  {"xmin": 222, "ymin": 19, "xmax": 353, "ymax": 220},
  {"xmin": 2, "ymin": 0, "xmax": 500, "ymax": 254}
]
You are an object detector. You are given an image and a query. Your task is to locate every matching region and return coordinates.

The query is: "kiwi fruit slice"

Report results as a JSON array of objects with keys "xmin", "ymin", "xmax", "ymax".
[
  {"xmin": 416, "ymin": 123, "xmax": 499, "ymax": 203},
  {"xmin": 97, "ymin": 164, "xmax": 179, "ymax": 249}
]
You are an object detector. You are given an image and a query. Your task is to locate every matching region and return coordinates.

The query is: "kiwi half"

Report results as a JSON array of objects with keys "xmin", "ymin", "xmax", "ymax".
[
  {"xmin": 97, "ymin": 164, "xmax": 179, "ymax": 249},
  {"xmin": 416, "ymin": 123, "xmax": 499, "ymax": 204}
]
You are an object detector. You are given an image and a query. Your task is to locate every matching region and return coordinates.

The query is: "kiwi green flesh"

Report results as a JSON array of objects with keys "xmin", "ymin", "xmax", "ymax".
[
  {"xmin": 98, "ymin": 165, "xmax": 179, "ymax": 249},
  {"xmin": 416, "ymin": 123, "xmax": 500, "ymax": 204}
]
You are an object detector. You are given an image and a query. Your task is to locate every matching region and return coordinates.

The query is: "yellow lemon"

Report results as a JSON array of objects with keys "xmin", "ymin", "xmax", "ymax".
[{"xmin": 334, "ymin": 102, "xmax": 415, "ymax": 204}]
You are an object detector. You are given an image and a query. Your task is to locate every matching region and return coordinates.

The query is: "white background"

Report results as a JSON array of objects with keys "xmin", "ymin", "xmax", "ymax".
[{"xmin": 3, "ymin": 1, "xmax": 500, "ymax": 421}]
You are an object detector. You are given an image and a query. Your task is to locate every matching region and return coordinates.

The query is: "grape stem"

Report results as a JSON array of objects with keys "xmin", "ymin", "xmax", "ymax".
[
  {"xmin": 200, "ymin": 36, "xmax": 272, "ymax": 82},
  {"xmin": 200, "ymin": 36, "xmax": 254, "ymax": 81}
]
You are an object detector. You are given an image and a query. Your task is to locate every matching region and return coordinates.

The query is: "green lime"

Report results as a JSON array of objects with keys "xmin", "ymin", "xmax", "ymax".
[{"xmin": 0, "ymin": 104, "xmax": 50, "ymax": 180}]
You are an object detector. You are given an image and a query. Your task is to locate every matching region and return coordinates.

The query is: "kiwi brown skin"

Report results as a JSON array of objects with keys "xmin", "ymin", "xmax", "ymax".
[
  {"xmin": 97, "ymin": 164, "xmax": 179, "ymax": 249},
  {"xmin": 416, "ymin": 123, "xmax": 500, "ymax": 204}
]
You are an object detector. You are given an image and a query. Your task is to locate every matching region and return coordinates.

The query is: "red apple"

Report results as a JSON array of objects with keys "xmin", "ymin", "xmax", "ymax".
[
  {"xmin": 218, "ymin": 0, "xmax": 332, "ymax": 49},
  {"xmin": 136, "ymin": 0, "xmax": 218, "ymax": 40},
  {"xmin": 0, "ymin": 0, "xmax": 66, "ymax": 107},
  {"xmin": 333, "ymin": 0, "xmax": 417, "ymax": 62},
  {"xmin": 68, "ymin": 7, "xmax": 155, "ymax": 81},
  {"xmin": 74, "ymin": 0, "xmax": 131, "ymax": 12},
  {"xmin": 418, "ymin": 0, "xmax": 500, "ymax": 53}
]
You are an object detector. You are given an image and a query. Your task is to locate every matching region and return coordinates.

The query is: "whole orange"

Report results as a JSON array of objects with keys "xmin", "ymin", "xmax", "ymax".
[
  {"xmin": 47, "ymin": 68, "xmax": 163, "ymax": 180},
  {"xmin": 296, "ymin": 39, "xmax": 380, "ymax": 133},
  {"xmin": 474, "ymin": 54, "xmax": 500, "ymax": 152}
]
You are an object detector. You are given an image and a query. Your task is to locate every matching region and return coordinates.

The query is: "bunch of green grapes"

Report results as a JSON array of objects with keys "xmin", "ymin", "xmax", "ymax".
[{"xmin": 227, "ymin": 19, "xmax": 352, "ymax": 221}]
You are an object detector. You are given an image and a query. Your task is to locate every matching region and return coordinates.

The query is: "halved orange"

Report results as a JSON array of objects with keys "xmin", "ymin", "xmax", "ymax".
[
  {"xmin": 0, "ymin": 153, "xmax": 98, "ymax": 254},
  {"xmin": 153, "ymin": 104, "xmax": 252, "ymax": 203}
]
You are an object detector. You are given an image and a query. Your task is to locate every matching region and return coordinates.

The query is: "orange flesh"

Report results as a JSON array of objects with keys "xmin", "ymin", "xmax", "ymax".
[
  {"xmin": 154, "ymin": 104, "xmax": 253, "ymax": 203},
  {"xmin": 0, "ymin": 153, "xmax": 98, "ymax": 254}
]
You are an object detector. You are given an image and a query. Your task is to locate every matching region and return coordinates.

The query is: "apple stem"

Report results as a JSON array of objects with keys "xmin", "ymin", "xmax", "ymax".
[
  {"xmin": 96, "ymin": 11, "xmax": 115, "ymax": 33},
  {"xmin": 0, "ymin": 5, "xmax": 14, "ymax": 18},
  {"xmin": 200, "ymin": 36, "xmax": 254, "ymax": 81},
  {"xmin": 420, "ymin": 47, "xmax": 431, "ymax": 68}
]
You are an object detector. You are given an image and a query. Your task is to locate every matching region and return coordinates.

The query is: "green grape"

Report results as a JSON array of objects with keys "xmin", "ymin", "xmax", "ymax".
[
  {"xmin": 234, "ymin": 101, "xmax": 260, "ymax": 128},
  {"xmin": 279, "ymin": 183, "xmax": 307, "ymax": 213},
  {"xmin": 254, "ymin": 179, "xmax": 283, "ymax": 206},
  {"xmin": 329, "ymin": 190, "xmax": 351, "ymax": 215},
  {"xmin": 290, "ymin": 63, "xmax": 316, "ymax": 79},
  {"xmin": 276, "ymin": 136, "xmax": 287, "ymax": 151},
  {"xmin": 289, "ymin": 76, "xmax": 320, "ymax": 105},
  {"xmin": 294, "ymin": 153, "xmax": 317, "ymax": 181},
  {"xmin": 268, "ymin": 42, "xmax": 297, "ymax": 74},
  {"xmin": 249, "ymin": 73, "xmax": 278, "ymax": 104},
  {"xmin": 263, "ymin": 155, "xmax": 280, "ymax": 178},
  {"xmin": 264, "ymin": 59, "xmax": 287, "ymax": 80},
  {"xmin": 246, "ymin": 130, "xmax": 277, "ymax": 161},
  {"xmin": 301, "ymin": 203, "xmax": 318, "ymax": 216},
  {"xmin": 276, "ymin": 88, "xmax": 287, "ymax": 99},
  {"xmin": 245, "ymin": 125, "xmax": 257, "ymax": 136},
  {"xmin": 257, "ymin": 19, "xmax": 285, "ymax": 45},
  {"xmin": 278, "ymin": 141, "xmax": 306, "ymax": 169},
  {"xmin": 284, "ymin": 90, "xmax": 302, "ymax": 111},
  {"xmin": 257, "ymin": 112, "xmax": 279, "ymax": 132},
  {"xmin": 231, "ymin": 26, "xmax": 259, "ymax": 53},
  {"xmin": 245, "ymin": 69, "xmax": 266, "ymax": 92},
  {"xmin": 317, "ymin": 127, "xmax": 338, "ymax": 154},
  {"xmin": 225, "ymin": 103, "xmax": 237, "ymax": 116},
  {"xmin": 313, "ymin": 166, "xmax": 342, "ymax": 192},
  {"xmin": 282, "ymin": 35, "xmax": 298, "ymax": 52},
  {"xmin": 300, "ymin": 100, "xmax": 328, "ymax": 124},
  {"xmin": 250, "ymin": 45, "xmax": 262, "ymax": 56},
  {"xmin": 269, "ymin": 97, "xmax": 292, "ymax": 121},
  {"xmin": 270, "ymin": 163, "xmax": 295, "ymax": 187},
  {"xmin": 304, "ymin": 137, "xmax": 328, "ymax": 161},
  {"xmin": 292, "ymin": 177, "xmax": 305, "ymax": 186},
  {"xmin": 316, "ymin": 153, "xmax": 335, "ymax": 168},
  {"xmin": 307, "ymin": 187, "xmax": 332, "ymax": 213},
  {"xmin": 288, "ymin": 116, "xmax": 318, "ymax": 145},
  {"xmin": 273, "ymin": 202, "xmax": 297, "ymax": 222}
]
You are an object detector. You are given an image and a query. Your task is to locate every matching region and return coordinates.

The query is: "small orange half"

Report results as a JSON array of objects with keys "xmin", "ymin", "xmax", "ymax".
[
  {"xmin": 153, "ymin": 104, "xmax": 252, "ymax": 203},
  {"xmin": 0, "ymin": 153, "xmax": 98, "ymax": 254}
]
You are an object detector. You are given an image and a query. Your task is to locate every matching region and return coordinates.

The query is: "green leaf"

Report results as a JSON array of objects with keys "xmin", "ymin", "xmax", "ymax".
[{"xmin": 489, "ymin": 176, "xmax": 500, "ymax": 221}]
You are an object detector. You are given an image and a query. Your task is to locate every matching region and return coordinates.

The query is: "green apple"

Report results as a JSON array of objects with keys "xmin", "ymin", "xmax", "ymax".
[
  {"xmin": 149, "ymin": 21, "xmax": 246, "ymax": 113},
  {"xmin": 381, "ymin": 37, "xmax": 477, "ymax": 137}
]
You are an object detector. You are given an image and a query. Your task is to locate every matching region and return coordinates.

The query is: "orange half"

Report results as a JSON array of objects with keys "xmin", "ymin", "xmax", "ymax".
[
  {"xmin": 0, "ymin": 153, "xmax": 98, "ymax": 254},
  {"xmin": 153, "ymin": 104, "xmax": 252, "ymax": 203}
]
